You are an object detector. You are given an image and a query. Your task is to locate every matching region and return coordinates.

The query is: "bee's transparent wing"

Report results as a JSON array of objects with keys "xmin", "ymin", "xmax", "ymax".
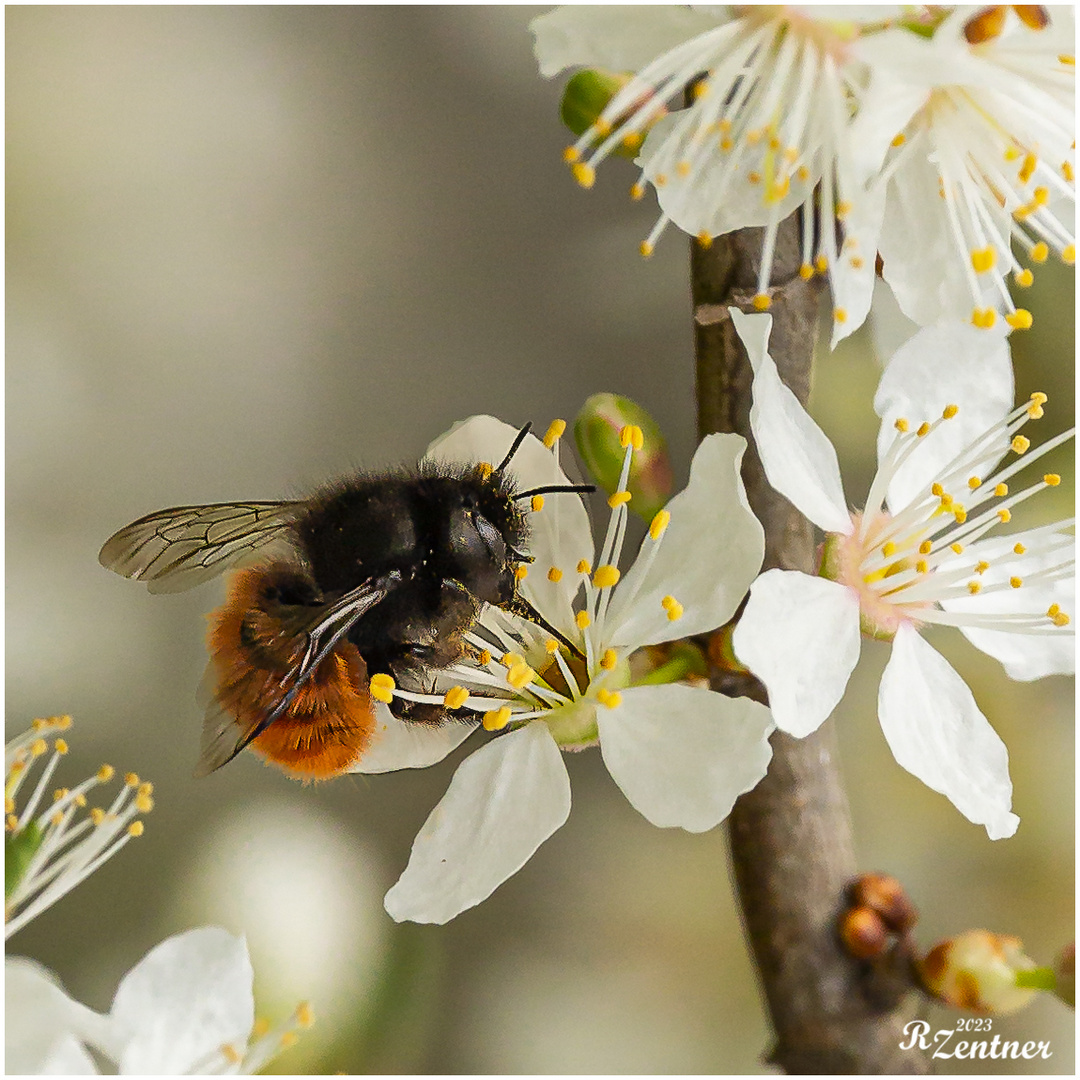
[
  {"xmin": 193, "ymin": 661, "xmax": 258, "ymax": 778},
  {"xmin": 99, "ymin": 501, "xmax": 305, "ymax": 593}
]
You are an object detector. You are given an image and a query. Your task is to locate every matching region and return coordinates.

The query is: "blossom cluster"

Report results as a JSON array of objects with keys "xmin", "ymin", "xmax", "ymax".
[{"xmin": 533, "ymin": 5, "xmax": 1075, "ymax": 343}]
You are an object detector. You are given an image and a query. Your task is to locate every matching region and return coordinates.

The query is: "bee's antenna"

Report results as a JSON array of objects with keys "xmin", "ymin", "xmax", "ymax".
[
  {"xmin": 515, "ymin": 484, "xmax": 596, "ymax": 500},
  {"xmin": 495, "ymin": 423, "xmax": 533, "ymax": 475}
]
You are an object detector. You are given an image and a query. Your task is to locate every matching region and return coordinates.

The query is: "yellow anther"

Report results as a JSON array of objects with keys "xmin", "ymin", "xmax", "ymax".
[
  {"xmin": 1061, "ymin": 54, "xmax": 1076, "ymax": 66},
  {"xmin": 968, "ymin": 581, "xmax": 982, "ymax": 595},
  {"xmin": 279, "ymin": 1031, "xmax": 298, "ymax": 1050},
  {"xmin": 1064, "ymin": 161, "xmax": 1075, "ymax": 182},
  {"xmin": 252, "ymin": 1018, "xmax": 271, "ymax": 1039},
  {"xmin": 833, "ymin": 307, "xmax": 847, "ymax": 324},
  {"xmin": 630, "ymin": 182, "xmax": 646, "ymax": 201},
  {"xmin": 545, "ymin": 638, "xmax": 560, "ymax": 655},
  {"xmin": 370, "ymin": 673, "xmax": 396, "ymax": 703},
  {"xmin": 975, "ymin": 560, "xmax": 990, "ymax": 575},
  {"xmin": 608, "ymin": 490, "xmax": 632, "ymax": 508},
  {"xmin": 594, "ymin": 118, "xmax": 612, "ymax": 137},
  {"xmin": 953, "ymin": 506, "xmax": 967, "ymax": 524},
  {"xmin": 622, "ymin": 132, "xmax": 642, "ymax": 150},
  {"xmin": 74, "ymin": 793, "xmax": 86, "ymax": 808},
  {"xmin": 50, "ymin": 810, "xmax": 64, "ymax": 827},
  {"xmin": 697, "ymin": 231, "xmax": 713, "ymax": 249},
  {"xmin": 1051, "ymin": 611, "xmax": 1070, "ymax": 627},
  {"xmin": 994, "ymin": 482, "xmax": 1009, "ymax": 497},
  {"xmin": 619, "ymin": 424, "xmax": 644, "ymax": 451},
  {"xmin": 514, "ymin": 564, "xmax": 528, "ymax": 581},
  {"xmin": 1030, "ymin": 391, "xmax": 1048, "ymax": 405},
  {"xmin": 577, "ymin": 559, "xmax": 591, "ymax": 575},
  {"xmin": 600, "ymin": 648, "xmax": 618, "ymax": 670},
  {"xmin": 506, "ymin": 663, "xmax": 535, "ymax": 689},
  {"xmin": 125, "ymin": 772, "xmax": 139, "ymax": 788},
  {"xmin": 595, "ymin": 688, "xmax": 611, "ymax": 706},
  {"xmin": 90, "ymin": 807, "xmax": 106, "ymax": 825},
  {"xmin": 916, "ymin": 422, "xmax": 931, "ymax": 438},
  {"xmin": 1010, "ymin": 577, "xmax": 1023, "ymax": 589},
  {"xmin": 602, "ymin": 691, "xmax": 622, "ymax": 709},
  {"xmin": 849, "ymin": 256, "xmax": 864, "ymax": 269},
  {"xmin": 882, "ymin": 542, "xmax": 897, "ymax": 557},
  {"xmin": 676, "ymin": 160, "xmax": 691, "ymax": 177},
  {"xmin": 55, "ymin": 716, "xmax": 73, "ymax": 730},
  {"xmin": 476, "ymin": 461, "xmax": 493, "ymax": 480},
  {"xmin": 32, "ymin": 718, "xmax": 47, "ymax": 730},
  {"xmin": 547, "ymin": 566, "xmax": 563, "ymax": 583},
  {"xmin": 575, "ymin": 610, "xmax": 591, "ymax": 630},
  {"xmin": 919, "ymin": 540, "xmax": 933, "ymax": 555},
  {"xmin": 664, "ymin": 599, "xmax": 684, "ymax": 621},
  {"xmin": 138, "ymin": 782, "xmax": 154, "ymax": 797},
  {"xmin": 654, "ymin": 173, "xmax": 667, "ymax": 187},
  {"xmin": 799, "ymin": 263, "xmax": 814, "ymax": 280},
  {"xmin": 54, "ymin": 739, "xmax": 69, "ymax": 755},
  {"xmin": 7, "ymin": 814, "xmax": 18, "ymax": 831},
  {"xmin": 443, "ymin": 686, "xmax": 469, "ymax": 710},
  {"xmin": 501, "ymin": 652, "xmax": 524, "ymax": 669},
  {"xmin": 1018, "ymin": 153, "xmax": 1037, "ymax": 184},
  {"xmin": 482, "ymin": 707, "xmax": 511, "ymax": 732},
  {"xmin": 30, "ymin": 739, "xmax": 47, "ymax": 757},
  {"xmin": 593, "ymin": 564, "xmax": 621, "ymax": 588},
  {"xmin": 971, "ymin": 307, "xmax": 997, "ymax": 329},
  {"xmin": 1006, "ymin": 309, "xmax": 1033, "ymax": 329},
  {"xmin": 752, "ymin": 293, "xmax": 772, "ymax": 311},
  {"xmin": 997, "ymin": 508, "xmax": 1012, "ymax": 523},
  {"xmin": 931, "ymin": 482, "xmax": 944, "ymax": 497},
  {"xmin": 971, "ymin": 246, "xmax": 997, "ymax": 273},
  {"xmin": 1044, "ymin": 473, "xmax": 1061, "ymax": 486},
  {"xmin": 1064, "ymin": 245, "xmax": 1076, "ymax": 266},
  {"xmin": 649, "ymin": 509, "xmax": 671, "ymax": 539},
  {"xmin": 797, "ymin": 165, "xmax": 810, "ymax": 182},
  {"xmin": 1032, "ymin": 186, "xmax": 1049, "ymax": 206},
  {"xmin": 1013, "ymin": 542, "xmax": 1026, "ymax": 555},
  {"xmin": 942, "ymin": 404, "xmax": 958, "ymax": 420},
  {"xmin": 968, "ymin": 476, "xmax": 982, "ymax": 489},
  {"xmin": 1011, "ymin": 435, "xmax": 1030, "ymax": 454},
  {"xmin": 571, "ymin": 162, "xmax": 596, "ymax": 189},
  {"xmin": 915, "ymin": 560, "xmax": 928, "ymax": 574},
  {"xmin": 135, "ymin": 793, "xmax": 154, "ymax": 814},
  {"xmin": 815, "ymin": 253, "xmax": 828, "ymax": 273},
  {"xmin": 127, "ymin": 820, "xmax": 144, "ymax": 837},
  {"xmin": 296, "ymin": 1002, "xmax": 315, "ymax": 1028},
  {"xmin": 891, "ymin": 133, "xmax": 906, "ymax": 147},
  {"xmin": 1048, "ymin": 603, "xmax": 1061, "ymax": 616},
  {"xmin": 1027, "ymin": 402, "xmax": 1044, "ymax": 419},
  {"xmin": 531, "ymin": 495, "xmax": 545, "ymax": 512},
  {"xmin": 97, "ymin": 764, "xmax": 114, "ymax": 783},
  {"xmin": 53, "ymin": 787, "xmax": 68, "ymax": 802},
  {"xmin": 895, "ymin": 418, "xmax": 910, "ymax": 433},
  {"xmin": 1014, "ymin": 268, "xmax": 1034, "ymax": 287},
  {"xmin": 563, "ymin": 146, "xmax": 579, "ymax": 163},
  {"xmin": 639, "ymin": 240, "xmax": 654, "ymax": 258},
  {"xmin": 3, "ymin": 797, "xmax": 13, "ymax": 815},
  {"xmin": 1031, "ymin": 241, "xmax": 1049, "ymax": 263},
  {"xmin": 478, "ymin": 649, "xmax": 492, "ymax": 666}
]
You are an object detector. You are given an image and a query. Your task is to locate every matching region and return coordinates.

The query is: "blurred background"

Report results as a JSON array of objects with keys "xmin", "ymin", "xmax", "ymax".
[{"xmin": 7, "ymin": 6, "xmax": 1073, "ymax": 1073}]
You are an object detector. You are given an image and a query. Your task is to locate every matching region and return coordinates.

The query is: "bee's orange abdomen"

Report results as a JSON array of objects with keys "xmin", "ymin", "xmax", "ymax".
[{"xmin": 208, "ymin": 568, "xmax": 377, "ymax": 782}]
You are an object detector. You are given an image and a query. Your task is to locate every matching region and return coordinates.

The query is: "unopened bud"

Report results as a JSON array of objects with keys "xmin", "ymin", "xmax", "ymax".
[
  {"xmin": 840, "ymin": 906, "xmax": 889, "ymax": 960},
  {"xmin": 919, "ymin": 930, "xmax": 1038, "ymax": 1015},
  {"xmin": 560, "ymin": 70, "xmax": 666, "ymax": 161},
  {"xmin": 1052, "ymin": 941, "xmax": 1074, "ymax": 1007},
  {"xmin": 574, "ymin": 393, "xmax": 673, "ymax": 520},
  {"xmin": 852, "ymin": 873, "xmax": 917, "ymax": 934}
]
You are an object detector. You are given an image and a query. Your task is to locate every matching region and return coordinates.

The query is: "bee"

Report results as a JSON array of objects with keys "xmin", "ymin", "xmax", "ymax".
[{"xmin": 99, "ymin": 424, "xmax": 592, "ymax": 781}]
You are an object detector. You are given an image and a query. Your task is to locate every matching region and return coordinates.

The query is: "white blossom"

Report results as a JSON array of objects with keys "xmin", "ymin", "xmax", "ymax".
[
  {"xmin": 730, "ymin": 310, "xmax": 1073, "ymax": 840},
  {"xmin": 376, "ymin": 415, "xmax": 773, "ymax": 924}
]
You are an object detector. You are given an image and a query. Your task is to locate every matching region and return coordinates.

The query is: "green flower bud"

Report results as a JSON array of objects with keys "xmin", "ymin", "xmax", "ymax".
[
  {"xmin": 6, "ymin": 820, "xmax": 43, "ymax": 901},
  {"xmin": 574, "ymin": 393, "xmax": 673, "ymax": 520},
  {"xmin": 560, "ymin": 70, "xmax": 666, "ymax": 162}
]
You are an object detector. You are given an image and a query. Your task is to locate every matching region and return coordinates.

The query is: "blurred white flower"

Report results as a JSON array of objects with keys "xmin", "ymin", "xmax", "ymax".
[
  {"xmin": 5, "ymin": 717, "xmax": 152, "ymax": 940},
  {"xmin": 532, "ymin": 5, "xmax": 894, "ymax": 345},
  {"xmin": 730, "ymin": 310, "xmax": 1074, "ymax": 840},
  {"xmin": 379, "ymin": 415, "xmax": 773, "ymax": 924},
  {"xmin": 6, "ymin": 927, "xmax": 312, "ymax": 1074},
  {"xmin": 852, "ymin": 5, "xmax": 1075, "ymax": 330}
]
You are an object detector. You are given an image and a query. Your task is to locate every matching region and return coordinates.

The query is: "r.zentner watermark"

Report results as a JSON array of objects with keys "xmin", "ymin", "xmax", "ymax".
[{"xmin": 900, "ymin": 1020, "xmax": 1052, "ymax": 1061}]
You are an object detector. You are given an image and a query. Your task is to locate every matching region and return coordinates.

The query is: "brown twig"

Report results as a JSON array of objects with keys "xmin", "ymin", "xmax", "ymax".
[{"xmin": 691, "ymin": 218, "xmax": 930, "ymax": 1073}]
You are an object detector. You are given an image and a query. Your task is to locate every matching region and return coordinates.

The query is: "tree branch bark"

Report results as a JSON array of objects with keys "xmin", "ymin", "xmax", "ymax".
[{"xmin": 691, "ymin": 218, "xmax": 929, "ymax": 1073}]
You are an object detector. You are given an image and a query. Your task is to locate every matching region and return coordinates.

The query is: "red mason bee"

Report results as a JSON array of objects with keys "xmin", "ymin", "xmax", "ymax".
[{"xmin": 99, "ymin": 423, "xmax": 590, "ymax": 781}]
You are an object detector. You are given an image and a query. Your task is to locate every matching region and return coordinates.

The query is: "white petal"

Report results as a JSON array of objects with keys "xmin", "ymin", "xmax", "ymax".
[
  {"xmin": 41, "ymin": 1034, "xmax": 100, "ymax": 1074},
  {"xmin": 384, "ymin": 722, "xmax": 570, "ymax": 924},
  {"xmin": 873, "ymin": 321, "xmax": 1013, "ymax": 512},
  {"xmin": 828, "ymin": 183, "xmax": 886, "ymax": 347},
  {"xmin": 731, "ymin": 309, "xmax": 852, "ymax": 534},
  {"xmin": 878, "ymin": 624, "xmax": 1019, "ymax": 839},
  {"xmin": 111, "ymin": 927, "xmax": 255, "ymax": 1075},
  {"xmin": 605, "ymin": 433, "xmax": 764, "ymax": 649},
  {"xmin": 530, "ymin": 6, "xmax": 723, "ymax": 78},
  {"xmin": 597, "ymin": 684, "xmax": 773, "ymax": 832},
  {"xmin": 351, "ymin": 704, "xmax": 478, "ymax": 774},
  {"xmin": 426, "ymin": 413, "xmax": 593, "ymax": 641},
  {"xmin": 733, "ymin": 570, "xmax": 862, "ymax": 737},
  {"xmin": 5, "ymin": 958, "xmax": 111, "ymax": 1074},
  {"xmin": 939, "ymin": 531, "xmax": 1075, "ymax": 680},
  {"xmin": 868, "ymin": 276, "xmax": 919, "ymax": 366}
]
